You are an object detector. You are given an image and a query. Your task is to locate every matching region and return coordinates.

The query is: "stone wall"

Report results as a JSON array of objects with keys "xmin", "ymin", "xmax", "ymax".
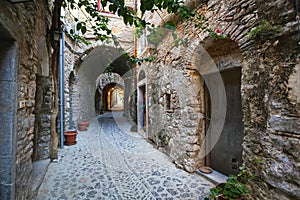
[
  {"xmin": 140, "ymin": 0, "xmax": 300, "ymax": 199},
  {"xmin": 241, "ymin": 1, "xmax": 299, "ymax": 199},
  {"xmin": 141, "ymin": 58, "xmax": 205, "ymax": 172},
  {"xmin": 0, "ymin": 1, "xmax": 53, "ymax": 199},
  {"xmin": 241, "ymin": 1, "xmax": 300, "ymax": 197}
]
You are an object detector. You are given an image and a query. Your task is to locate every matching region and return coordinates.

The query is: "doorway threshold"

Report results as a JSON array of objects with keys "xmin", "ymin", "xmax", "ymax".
[{"xmin": 196, "ymin": 168, "xmax": 228, "ymax": 185}]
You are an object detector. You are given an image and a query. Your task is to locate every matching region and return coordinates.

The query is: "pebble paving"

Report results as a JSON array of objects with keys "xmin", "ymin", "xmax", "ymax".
[{"xmin": 36, "ymin": 112, "xmax": 214, "ymax": 200}]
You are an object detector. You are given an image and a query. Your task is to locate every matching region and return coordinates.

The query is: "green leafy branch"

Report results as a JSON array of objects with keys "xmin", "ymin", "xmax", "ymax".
[{"xmin": 62, "ymin": 0, "xmax": 204, "ymax": 64}]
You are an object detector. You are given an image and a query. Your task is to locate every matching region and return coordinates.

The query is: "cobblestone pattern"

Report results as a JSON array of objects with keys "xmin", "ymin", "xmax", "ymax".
[{"xmin": 37, "ymin": 112, "xmax": 214, "ymax": 199}]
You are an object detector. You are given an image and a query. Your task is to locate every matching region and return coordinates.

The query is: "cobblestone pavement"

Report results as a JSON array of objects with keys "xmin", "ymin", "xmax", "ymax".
[{"xmin": 37, "ymin": 112, "xmax": 214, "ymax": 200}]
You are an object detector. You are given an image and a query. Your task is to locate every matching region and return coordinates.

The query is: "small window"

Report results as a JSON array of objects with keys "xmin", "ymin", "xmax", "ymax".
[
  {"xmin": 138, "ymin": 70, "xmax": 146, "ymax": 82},
  {"xmin": 164, "ymin": 93, "xmax": 173, "ymax": 112},
  {"xmin": 166, "ymin": 94, "xmax": 171, "ymax": 110}
]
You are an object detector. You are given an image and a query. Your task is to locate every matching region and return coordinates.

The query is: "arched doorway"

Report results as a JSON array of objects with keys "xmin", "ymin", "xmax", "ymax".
[
  {"xmin": 202, "ymin": 39, "xmax": 244, "ymax": 176},
  {"xmin": 0, "ymin": 24, "xmax": 18, "ymax": 199},
  {"xmin": 95, "ymin": 72, "xmax": 125, "ymax": 114}
]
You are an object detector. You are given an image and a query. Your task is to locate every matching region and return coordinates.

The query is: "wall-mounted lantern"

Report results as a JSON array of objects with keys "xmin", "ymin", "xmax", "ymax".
[{"xmin": 53, "ymin": 30, "xmax": 61, "ymax": 41}]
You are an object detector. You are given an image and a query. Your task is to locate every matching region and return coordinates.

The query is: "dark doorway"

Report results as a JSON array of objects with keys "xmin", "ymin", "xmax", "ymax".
[
  {"xmin": 0, "ymin": 24, "xmax": 18, "ymax": 199},
  {"xmin": 205, "ymin": 67, "xmax": 244, "ymax": 175},
  {"xmin": 137, "ymin": 85, "xmax": 147, "ymax": 132},
  {"xmin": 141, "ymin": 85, "xmax": 146, "ymax": 128}
]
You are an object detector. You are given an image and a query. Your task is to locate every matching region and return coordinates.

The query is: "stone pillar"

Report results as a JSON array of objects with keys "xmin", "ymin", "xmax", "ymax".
[
  {"xmin": 0, "ymin": 40, "xmax": 18, "ymax": 200},
  {"xmin": 32, "ymin": 75, "xmax": 52, "ymax": 161}
]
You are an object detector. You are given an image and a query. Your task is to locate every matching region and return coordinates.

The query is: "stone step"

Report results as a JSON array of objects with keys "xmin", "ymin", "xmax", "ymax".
[{"xmin": 31, "ymin": 159, "xmax": 50, "ymax": 199}]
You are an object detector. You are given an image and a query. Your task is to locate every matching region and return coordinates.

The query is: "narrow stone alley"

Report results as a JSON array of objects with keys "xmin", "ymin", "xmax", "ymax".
[{"xmin": 36, "ymin": 112, "xmax": 214, "ymax": 200}]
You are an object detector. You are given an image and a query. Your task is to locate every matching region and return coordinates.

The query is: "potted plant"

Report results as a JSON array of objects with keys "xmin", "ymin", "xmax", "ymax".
[
  {"xmin": 207, "ymin": 175, "xmax": 248, "ymax": 200},
  {"xmin": 78, "ymin": 120, "xmax": 89, "ymax": 131},
  {"xmin": 205, "ymin": 166, "xmax": 249, "ymax": 200}
]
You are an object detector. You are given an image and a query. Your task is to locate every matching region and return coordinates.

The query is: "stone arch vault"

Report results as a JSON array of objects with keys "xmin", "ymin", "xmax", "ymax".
[{"xmin": 69, "ymin": 45, "xmax": 133, "ymax": 126}]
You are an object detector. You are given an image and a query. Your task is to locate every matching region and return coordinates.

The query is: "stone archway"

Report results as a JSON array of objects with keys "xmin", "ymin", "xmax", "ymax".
[
  {"xmin": 70, "ymin": 46, "xmax": 133, "ymax": 124},
  {"xmin": 95, "ymin": 72, "xmax": 125, "ymax": 114},
  {"xmin": 0, "ymin": 24, "xmax": 18, "ymax": 200}
]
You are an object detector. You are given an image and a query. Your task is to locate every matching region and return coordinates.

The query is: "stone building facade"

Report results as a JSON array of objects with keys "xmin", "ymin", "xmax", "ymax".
[
  {"xmin": 138, "ymin": 0, "xmax": 300, "ymax": 199},
  {"xmin": 0, "ymin": 1, "xmax": 56, "ymax": 199}
]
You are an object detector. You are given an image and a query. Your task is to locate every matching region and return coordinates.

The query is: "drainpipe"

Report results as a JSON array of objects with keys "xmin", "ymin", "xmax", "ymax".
[
  {"xmin": 134, "ymin": 0, "xmax": 137, "ymax": 59},
  {"xmin": 133, "ymin": 0, "xmax": 138, "ymax": 122},
  {"xmin": 59, "ymin": 25, "xmax": 65, "ymax": 149}
]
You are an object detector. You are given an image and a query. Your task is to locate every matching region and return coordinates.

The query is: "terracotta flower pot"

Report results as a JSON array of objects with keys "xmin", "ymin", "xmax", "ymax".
[
  {"xmin": 82, "ymin": 120, "xmax": 90, "ymax": 127},
  {"xmin": 78, "ymin": 121, "xmax": 89, "ymax": 131},
  {"xmin": 64, "ymin": 130, "xmax": 78, "ymax": 146}
]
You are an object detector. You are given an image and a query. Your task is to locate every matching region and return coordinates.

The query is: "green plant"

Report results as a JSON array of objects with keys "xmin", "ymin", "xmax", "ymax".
[
  {"xmin": 205, "ymin": 166, "xmax": 250, "ymax": 200},
  {"xmin": 248, "ymin": 20, "xmax": 283, "ymax": 40},
  {"xmin": 209, "ymin": 31, "xmax": 229, "ymax": 39},
  {"xmin": 212, "ymin": 175, "xmax": 248, "ymax": 200}
]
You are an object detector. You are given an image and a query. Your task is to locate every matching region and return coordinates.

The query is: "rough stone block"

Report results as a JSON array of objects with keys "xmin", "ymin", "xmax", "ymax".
[{"xmin": 269, "ymin": 115, "xmax": 300, "ymax": 135}]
